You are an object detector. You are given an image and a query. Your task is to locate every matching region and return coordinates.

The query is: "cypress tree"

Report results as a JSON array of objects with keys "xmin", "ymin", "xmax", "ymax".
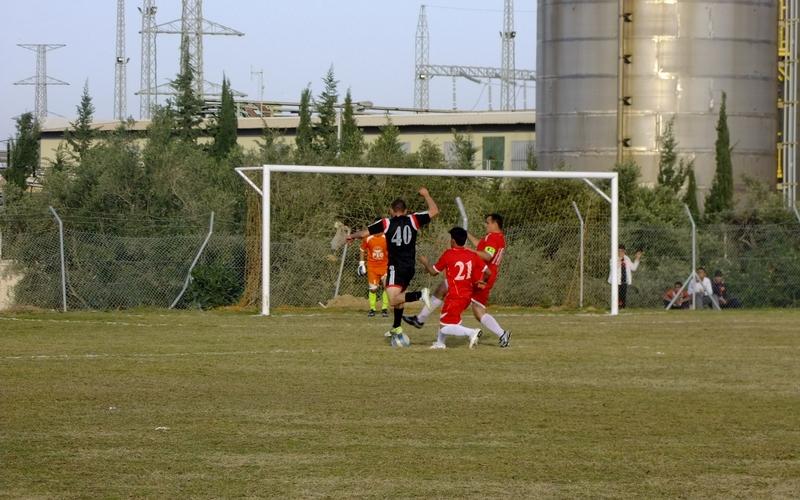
[
  {"xmin": 209, "ymin": 76, "xmax": 238, "ymax": 160},
  {"xmin": 4, "ymin": 113, "xmax": 40, "ymax": 189},
  {"xmin": 64, "ymin": 81, "xmax": 96, "ymax": 162},
  {"xmin": 314, "ymin": 66, "xmax": 339, "ymax": 161},
  {"xmin": 339, "ymin": 89, "xmax": 364, "ymax": 164},
  {"xmin": 705, "ymin": 91, "xmax": 734, "ymax": 217},
  {"xmin": 657, "ymin": 116, "xmax": 687, "ymax": 193},
  {"xmin": 171, "ymin": 43, "xmax": 204, "ymax": 142},
  {"xmin": 295, "ymin": 87, "xmax": 314, "ymax": 163}
]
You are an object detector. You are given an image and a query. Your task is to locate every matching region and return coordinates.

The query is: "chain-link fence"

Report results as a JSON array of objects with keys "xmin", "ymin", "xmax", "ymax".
[
  {"xmin": 0, "ymin": 211, "xmax": 245, "ymax": 310},
  {"xmin": 2, "ymin": 209, "xmax": 799, "ymax": 311}
]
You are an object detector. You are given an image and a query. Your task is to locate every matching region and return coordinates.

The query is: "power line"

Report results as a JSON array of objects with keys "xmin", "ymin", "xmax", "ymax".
[{"xmin": 426, "ymin": 4, "xmax": 535, "ymax": 14}]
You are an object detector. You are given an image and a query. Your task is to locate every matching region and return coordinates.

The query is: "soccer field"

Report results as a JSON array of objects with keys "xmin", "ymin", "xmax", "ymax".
[{"xmin": 2, "ymin": 309, "xmax": 799, "ymax": 498}]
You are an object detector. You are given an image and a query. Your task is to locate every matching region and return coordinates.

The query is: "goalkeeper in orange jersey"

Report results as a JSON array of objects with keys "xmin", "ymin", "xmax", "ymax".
[{"xmin": 359, "ymin": 232, "xmax": 390, "ymax": 318}]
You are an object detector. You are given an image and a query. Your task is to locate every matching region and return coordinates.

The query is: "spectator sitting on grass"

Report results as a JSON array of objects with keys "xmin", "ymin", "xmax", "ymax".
[
  {"xmin": 712, "ymin": 270, "xmax": 742, "ymax": 309},
  {"xmin": 688, "ymin": 267, "xmax": 717, "ymax": 309},
  {"xmin": 663, "ymin": 281, "xmax": 690, "ymax": 309}
]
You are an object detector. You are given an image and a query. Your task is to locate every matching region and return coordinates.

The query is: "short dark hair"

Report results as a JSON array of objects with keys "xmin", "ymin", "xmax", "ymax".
[
  {"xmin": 619, "ymin": 244, "xmax": 626, "ymax": 251},
  {"xmin": 697, "ymin": 266, "xmax": 706, "ymax": 273},
  {"xmin": 449, "ymin": 226, "xmax": 468, "ymax": 246},
  {"xmin": 714, "ymin": 270, "xmax": 723, "ymax": 277},
  {"xmin": 674, "ymin": 281, "xmax": 683, "ymax": 287},
  {"xmin": 486, "ymin": 213, "xmax": 504, "ymax": 229},
  {"xmin": 391, "ymin": 199, "xmax": 406, "ymax": 212}
]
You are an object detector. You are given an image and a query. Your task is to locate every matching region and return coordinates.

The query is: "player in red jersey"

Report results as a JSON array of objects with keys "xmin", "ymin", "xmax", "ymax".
[
  {"xmin": 405, "ymin": 213, "xmax": 511, "ymax": 347},
  {"xmin": 418, "ymin": 227, "xmax": 490, "ymax": 349}
]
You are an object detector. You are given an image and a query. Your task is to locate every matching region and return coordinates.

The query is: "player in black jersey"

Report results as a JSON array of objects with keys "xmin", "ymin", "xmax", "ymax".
[{"xmin": 348, "ymin": 187, "xmax": 439, "ymax": 338}]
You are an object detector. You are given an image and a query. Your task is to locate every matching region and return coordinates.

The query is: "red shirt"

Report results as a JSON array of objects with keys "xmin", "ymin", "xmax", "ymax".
[
  {"xmin": 476, "ymin": 232, "xmax": 506, "ymax": 277},
  {"xmin": 433, "ymin": 247, "xmax": 488, "ymax": 299}
]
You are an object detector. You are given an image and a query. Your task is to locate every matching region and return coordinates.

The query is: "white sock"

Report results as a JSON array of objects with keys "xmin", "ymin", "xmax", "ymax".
[
  {"xmin": 436, "ymin": 331, "xmax": 446, "ymax": 345},
  {"xmin": 440, "ymin": 324, "xmax": 474, "ymax": 337},
  {"xmin": 480, "ymin": 314, "xmax": 505, "ymax": 337},
  {"xmin": 417, "ymin": 295, "xmax": 443, "ymax": 323}
]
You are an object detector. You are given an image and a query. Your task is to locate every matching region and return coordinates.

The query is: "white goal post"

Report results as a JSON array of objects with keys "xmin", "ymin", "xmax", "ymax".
[{"xmin": 235, "ymin": 165, "xmax": 620, "ymax": 316}]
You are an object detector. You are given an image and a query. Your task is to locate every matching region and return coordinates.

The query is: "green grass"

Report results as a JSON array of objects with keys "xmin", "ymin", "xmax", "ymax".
[{"xmin": 2, "ymin": 309, "xmax": 799, "ymax": 498}]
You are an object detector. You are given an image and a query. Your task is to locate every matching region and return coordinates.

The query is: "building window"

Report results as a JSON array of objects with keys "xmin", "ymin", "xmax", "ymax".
[{"xmin": 482, "ymin": 137, "xmax": 505, "ymax": 170}]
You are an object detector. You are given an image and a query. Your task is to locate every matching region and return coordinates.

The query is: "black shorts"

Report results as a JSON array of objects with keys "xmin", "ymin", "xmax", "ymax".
[{"xmin": 386, "ymin": 265, "xmax": 415, "ymax": 291}]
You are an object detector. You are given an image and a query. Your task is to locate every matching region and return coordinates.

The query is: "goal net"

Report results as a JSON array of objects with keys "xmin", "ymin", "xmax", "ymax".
[{"xmin": 236, "ymin": 165, "xmax": 619, "ymax": 315}]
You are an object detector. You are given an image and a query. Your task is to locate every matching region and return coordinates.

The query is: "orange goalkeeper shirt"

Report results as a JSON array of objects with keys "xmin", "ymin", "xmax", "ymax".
[{"xmin": 361, "ymin": 233, "xmax": 389, "ymax": 273}]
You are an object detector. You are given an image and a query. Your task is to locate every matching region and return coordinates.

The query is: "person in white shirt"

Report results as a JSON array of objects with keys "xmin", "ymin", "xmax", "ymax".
[
  {"xmin": 608, "ymin": 245, "xmax": 642, "ymax": 309},
  {"xmin": 687, "ymin": 267, "xmax": 716, "ymax": 309}
]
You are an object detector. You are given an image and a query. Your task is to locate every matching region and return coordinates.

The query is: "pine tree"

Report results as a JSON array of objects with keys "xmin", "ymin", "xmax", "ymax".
[
  {"xmin": 705, "ymin": 91, "xmax": 734, "ymax": 217},
  {"xmin": 339, "ymin": 89, "xmax": 365, "ymax": 165},
  {"xmin": 367, "ymin": 118, "xmax": 406, "ymax": 167},
  {"xmin": 4, "ymin": 113, "xmax": 41, "ymax": 189},
  {"xmin": 209, "ymin": 76, "xmax": 238, "ymax": 160},
  {"xmin": 64, "ymin": 81, "xmax": 96, "ymax": 162},
  {"xmin": 314, "ymin": 66, "xmax": 339, "ymax": 161},
  {"xmin": 414, "ymin": 138, "xmax": 445, "ymax": 168},
  {"xmin": 295, "ymin": 87, "xmax": 314, "ymax": 164},
  {"xmin": 684, "ymin": 162, "xmax": 700, "ymax": 221},
  {"xmin": 657, "ymin": 116, "xmax": 687, "ymax": 193},
  {"xmin": 451, "ymin": 130, "xmax": 478, "ymax": 169},
  {"xmin": 171, "ymin": 43, "xmax": 204, "ymax": 142}
]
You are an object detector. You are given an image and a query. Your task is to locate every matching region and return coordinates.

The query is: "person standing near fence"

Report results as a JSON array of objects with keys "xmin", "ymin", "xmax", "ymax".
[{"xmin": 608, "ymin": 245, "xmax": 642, "ymax": 309}]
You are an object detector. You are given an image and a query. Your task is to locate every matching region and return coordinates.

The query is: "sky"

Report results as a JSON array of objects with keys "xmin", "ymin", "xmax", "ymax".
[{"xmin": 0, "ymin": 0, "xmax": 536, "ymax": 141}]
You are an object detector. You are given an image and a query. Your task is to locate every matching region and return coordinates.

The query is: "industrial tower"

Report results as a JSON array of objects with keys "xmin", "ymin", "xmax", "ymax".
[
  {"xmin": 13, "ymin": 44, "xmax": 69, "ymax": 123},
  {"xmin": 413, "ymin": 2, "xmax": 533, "ymax": 111},
  {"xmin": 114, "ymin": 0, "xmax": 130, "ymax": 121},
  {"xmin": 137, "ymin": 0, "xmax": 245, "ymax": 113},
  {"xmin": 138, "ymin": 0, "xmax": 158, "ymax": 119},
  {"xmin": 500, "ymin": 0, "xmax": 516, "ymax": 111},
  {"xmin": 414, "ymin": 5, "xmax": 430, "ymax": 110}
]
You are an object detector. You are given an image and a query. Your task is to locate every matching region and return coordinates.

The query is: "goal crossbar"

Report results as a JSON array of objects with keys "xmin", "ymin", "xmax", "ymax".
[{"xmin": 236, "ymin": 165, "xmax": 619, "ymax": 316}]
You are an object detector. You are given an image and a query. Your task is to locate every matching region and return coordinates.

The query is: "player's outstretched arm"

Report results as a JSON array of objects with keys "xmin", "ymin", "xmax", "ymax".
[
  {"xmin": 418, "ymin": 255, "xmax": 439, "ymax": 276},
  {"xmin": 467, "ymin": 232, "xmax": 481, "ymax": 247},
  {"xmin": 346, "ymin": 228, "xmax": 369, "ymax": 243},
  {"xmin": 418, "ymin": 187, "xmax": 439, "ymax": 218}
]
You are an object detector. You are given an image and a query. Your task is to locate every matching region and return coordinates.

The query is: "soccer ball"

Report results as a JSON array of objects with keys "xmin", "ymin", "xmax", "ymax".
[{"xmin": 390, "ymin": 333, "xmax": 411, "ymax": 348}]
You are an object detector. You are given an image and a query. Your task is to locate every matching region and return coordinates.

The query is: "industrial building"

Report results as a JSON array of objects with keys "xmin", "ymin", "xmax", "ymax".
[{"xmin": 38, "ymin": 111, "xmax": 537, "ymax": 171}]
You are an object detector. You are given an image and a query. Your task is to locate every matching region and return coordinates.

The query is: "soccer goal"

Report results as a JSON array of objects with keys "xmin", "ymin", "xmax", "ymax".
[{"xmin": 235, "ymin": 165, "xmax": 620, "ymax": 316}]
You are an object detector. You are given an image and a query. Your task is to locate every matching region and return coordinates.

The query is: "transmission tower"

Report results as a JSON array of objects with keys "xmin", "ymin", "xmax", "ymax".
[
  {"xmin": 414, "ymin": 5, "xmax": 430, "ymax": 110},
  {"xmin": 14, "ymin": 44, "xmax": 69, "ymax": 123},
  {"xmin": 500, "ymin": 0, "xmax": 516, "ymax": 111},
  {"xmin": 138, "ymin": 0, "xmax": 158, "ymax": 119},
  {"xmin": 137, "ymin": 0, "xmax": 245, "ymax": 104},
  {"xmin": 114, "ymin": 0, "xmax": 130, "ymax": 121},
  {"xmin": 412, "ymin": 2, "xmax": 532, "ymax": 111}
]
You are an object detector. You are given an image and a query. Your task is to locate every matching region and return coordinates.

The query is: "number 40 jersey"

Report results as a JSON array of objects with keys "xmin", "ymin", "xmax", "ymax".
[{"xmin": 367, "ymin": 212, "xmax": 432, "ymax": 271}]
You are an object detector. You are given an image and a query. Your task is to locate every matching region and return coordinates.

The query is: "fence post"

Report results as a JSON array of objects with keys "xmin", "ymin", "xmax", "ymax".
[
  {"xmin": 572, "ymin": 201, "xmax": 584, "ymax": 308},
  {"xmin": 48, "ymin": 206, "xmax": 67, "ymax": 312},
  {"xmin": 170, "ymin": 212, "xmax": 215, "ymax": 309},
  {"xmin": 333, "ymin": 243, "xmax": 348, "ymax": 299},
  {"xmin": 684, "ymin": 204, "xmax": 697, "ymax": 310}
]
